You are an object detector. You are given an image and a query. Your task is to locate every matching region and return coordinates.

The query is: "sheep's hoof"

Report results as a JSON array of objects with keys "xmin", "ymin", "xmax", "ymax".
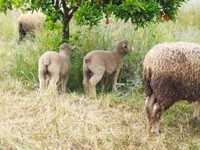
[{"xmin": 148, "ymin": 127, "xmax": 161, "ymax": 136}]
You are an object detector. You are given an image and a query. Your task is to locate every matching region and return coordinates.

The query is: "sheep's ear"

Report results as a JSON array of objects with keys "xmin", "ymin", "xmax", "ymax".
[
  {"xmin": 122, "ymin": 42, "xmax": 128, "ymax": 49},
  {"xmin": 71, "ymin": 45, "xmax": 76, "ymax": 49},
  {"xmin": 123, "ymin": 43, "xmax": 126, "ymax": 47}
]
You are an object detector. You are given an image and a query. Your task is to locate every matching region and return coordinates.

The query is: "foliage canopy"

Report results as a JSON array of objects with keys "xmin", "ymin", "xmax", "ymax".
[{"xmin": 0, "ymin": 0, "xmax": 187, "ymax": 40}]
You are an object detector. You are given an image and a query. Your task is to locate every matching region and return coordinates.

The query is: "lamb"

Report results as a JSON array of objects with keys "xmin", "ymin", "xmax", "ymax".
[
  {"xmin": 83, "ymin": 40, "xmax": 130, "ymax": 98},
  {"xmin": 38, "ymin": 43, "xmax": 72, "ymax": 94},
  {"xmin": 143, "ymin": 42, "xmax": 200, "ymax": 135},
  {"xmin": 18, "ymin": 12, "xmax": 45, "ymax": 41}
]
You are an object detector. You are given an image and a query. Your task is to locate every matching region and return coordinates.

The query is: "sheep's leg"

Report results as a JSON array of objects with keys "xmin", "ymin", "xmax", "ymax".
[
  {"xmin": 150, "ymin": 103, "xmax": 161, "ymax": 135},
  {"xmin": 57, "ymin": 79, "xmax": 62, "ymax": 94},
  {"xmin": 46, "ymin": 75, "xmax": 50, "ymax": 88},
  {"xmin": 88, "ymin": 71, "xmax": 104, "ymax": 98},
  {"xmin": 48, "ymin": 72, "xmax": 60, "ymax": 94},
  {"xmin": 145, "ymin": 95, "xmax": 156, "ymax": 133},
  {"xmin": 193, "ymin": 101, "xmax": 200, "ymax": 118},
  {"xmin": 19, "ymin": 32, "xmax": 26, "ymax": 41},
  {"xmin": 83, "ymin": 70, "xmax": 90, "ymax": 96},
  {"xmin": 100, "ymin": 75, "xmax": 108, "ymax": 92},
  {"xmin": 61, "ymin": 76, "xmax": 68, "ymax": 93},
  {"xmin": 145, "ymin": 96, "xmax": 153, "ymax": 122},
  {"xmin": 39, "ymin": 79, "xmax": 46, "ymax": 91},
  {"xmin": 112, "ymin": 66, "xmax": 121, "ymax": 91},
  {"xmin": 38, "ymin": 70, "xmax": 47, "ymax": 91},
  {"xmin": 145, "ymin": 95, "xmax": 162, "ymax": 135},
  {"xmin": 18, "ymin": 24, "xmax": 26, "ymax": 41}
]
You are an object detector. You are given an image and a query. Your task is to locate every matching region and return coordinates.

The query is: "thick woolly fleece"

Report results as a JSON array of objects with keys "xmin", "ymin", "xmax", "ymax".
[{"xmin": 143, "ymin": 42, "xmax": 200, "ymax": 110}]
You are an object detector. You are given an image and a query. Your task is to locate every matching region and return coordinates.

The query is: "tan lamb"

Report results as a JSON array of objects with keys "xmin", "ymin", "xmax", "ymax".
[
  {"xmin": 18, "ymin": 12, "xmax": 45, "ymax": 41},
  {"xmin": 83, "ymin": 40, "xmax": 130, "ymax": 98},
  {"xmin": 38, "ymin": 43, "xmax": 72, "ymax": 94}
]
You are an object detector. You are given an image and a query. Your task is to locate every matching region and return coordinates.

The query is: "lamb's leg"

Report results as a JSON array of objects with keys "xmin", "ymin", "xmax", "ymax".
[
  {"xmin": 100, "ymin": 75, "xmax": 108, "ymax": 92},
  {"xmin": 83, "ymin": 70, "xmax": 90, "ymax": 96},
  {"xmin": 112, "ymin": 66, "xmax": 121, "ymax": 91},
  {"xmin": 38, "ymin": 69, "xmax": 47, "ymax": 91},
  {"xmin": 193, "ymin": 101, "xmax": 200, "ymax": 118},
  {"xmin": 57, "ymin": 79, "xmax": 62, "ymax": 94},
  {"xmin": 46, "ymin": 75, "xmax": 50, "ymax": 88},
  {"xmin": 88, "ymin": 71, "xmax": 104, "ymax": 98},
  {"xmin": 49, "ymin": 72, "xmax": 60, "ymax": 94},
  {"xmin": 61, "ymin": 75, "xmax": 68, "ymax": 93},
  {"xmin": 18, "ymin": 24, "xmax": 26, "ymax": 41},
  {"xmin": 19, "ymin": 32, "xmax": 26, "ymax": 41}
]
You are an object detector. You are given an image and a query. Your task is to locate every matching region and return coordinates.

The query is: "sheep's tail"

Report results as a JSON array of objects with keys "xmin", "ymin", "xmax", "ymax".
[
  {"xmin": 18, "ymin": 22, "xmax": 25, "ymax": 41},
  {"xmin": 143, "ymin": 67, "xmax": 153, "ymax": 97},
  {"xmin": 84, "ymin": 57, "xmax": 91, "ymax": 64},
  {"xmin": 18, "ymin": 22, "xmax": 23, "ymax": 32},
  {"xmin": 43, "ymin": 58, "xmax": 51, "ymax": 73},
  {"xmin": 83, "ymin": 58, "xmax": 93, "ymax": 80}
]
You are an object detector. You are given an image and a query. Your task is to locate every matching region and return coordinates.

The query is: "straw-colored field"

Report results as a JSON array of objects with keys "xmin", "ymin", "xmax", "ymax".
[{"xmin": 0, "ymin": 79, "xmax": 199, "ymax": 149}]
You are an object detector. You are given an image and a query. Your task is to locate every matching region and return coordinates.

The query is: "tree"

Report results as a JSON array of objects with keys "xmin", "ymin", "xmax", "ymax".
[{"xmin": 0, "ymin": 0, "xmax": 188, "ymax": 41}]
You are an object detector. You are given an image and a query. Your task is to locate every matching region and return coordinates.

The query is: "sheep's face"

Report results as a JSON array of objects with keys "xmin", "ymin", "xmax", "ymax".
[
  {"xmin": 117, "ymin": 40, "xmax": 130, "ymax": 55},
  {"xmin": 59, "ymin": 43, "xmax": 72, "ymax": 56}
]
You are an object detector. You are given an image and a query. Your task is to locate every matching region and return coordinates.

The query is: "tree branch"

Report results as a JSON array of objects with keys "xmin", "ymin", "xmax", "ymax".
[
  {"xmin": 61, "ymin": 0, "xmax": 69, "ymax": 16},
  {"xmin": 68, "ymin": 6, "xmax": 78, "ymax": 20},
  {"xmin": 53, "ymin": 0, "xmax": 64, "ymax": 15}
]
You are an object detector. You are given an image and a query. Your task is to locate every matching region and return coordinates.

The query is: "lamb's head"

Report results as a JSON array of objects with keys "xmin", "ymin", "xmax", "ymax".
[
  {"xmin": 59, "ymin": 43, "xmax": 73, "ymax": 56},
  {"xmin": 116, "ymin": 40, "xmax": 130, "ymax": 56}
]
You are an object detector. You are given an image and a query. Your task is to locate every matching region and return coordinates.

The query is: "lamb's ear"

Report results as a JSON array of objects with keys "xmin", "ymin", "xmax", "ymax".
[
  {"xmin": 69, "ymin": 45, "xmax": 76, "ymax": 51},
  {"xmin": 122, "ymin": 43, "xmax": 127, "ymax": 48},
  {"xmin": 71, "ymin": 45, "xmax": 76, "ymax": 49},
  {"xmin": 122, "ymin": 42, "xmax": 128, "ymax": 49}
]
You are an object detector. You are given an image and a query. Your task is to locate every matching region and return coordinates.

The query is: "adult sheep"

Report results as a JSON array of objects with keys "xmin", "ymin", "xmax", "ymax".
[
  {"xmin": 18, "ymin": 12, "xmax": 45, "ymax": 41},
  {"xmin": 143, "ymin": 42, "xmax": 200, "ymax": 135}
]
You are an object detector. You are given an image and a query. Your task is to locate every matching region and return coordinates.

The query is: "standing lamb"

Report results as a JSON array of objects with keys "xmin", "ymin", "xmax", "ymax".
[
  {"xmin": 18, "ymin": 12, "xmax": 45, "ymax": 41},
  {"xmin": 143, "ymin": 42, "xmax": 200, "ymax": 135},
  {"xmin": 83, "ymin": 40, "xmax": 130, "ymax": 98},
  {"xmin": 38, "ymin": 43, "xmax": 72, "ymax": 94}
]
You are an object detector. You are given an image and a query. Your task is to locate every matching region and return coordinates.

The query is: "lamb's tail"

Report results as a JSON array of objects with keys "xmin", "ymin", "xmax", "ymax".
[
  {"xmin": 83, "ymin": 57, "xmax": 93, "ymax": 80},
  {"xmin": 18, "ymin": 22, "xmax": 24, "ymax": 40},
  {"xmin": 143, "ymin": 67, "xmax": 153, "ymax": 97},
  {"xmin": 42, "ymin": 58, "xmax": 51, "ymax": 73},
  {"xmin": 18, "ymin": 22, "xmax": 23, "ymax": 32}
]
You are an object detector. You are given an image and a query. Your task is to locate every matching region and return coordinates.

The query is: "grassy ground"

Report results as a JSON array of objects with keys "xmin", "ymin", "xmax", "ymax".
[{"xmin": 0, "ymin": 5, "xmax": 200, "ymax": 150}]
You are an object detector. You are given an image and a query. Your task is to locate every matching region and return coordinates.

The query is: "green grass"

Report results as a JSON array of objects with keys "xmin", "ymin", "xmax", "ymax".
[{"xmin": 3, "ymin": 7, "xmax": 200, "ymax": 92}]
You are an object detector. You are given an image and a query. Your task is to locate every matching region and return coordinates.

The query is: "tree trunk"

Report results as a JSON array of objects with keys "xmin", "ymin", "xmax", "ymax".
[{"xmin": 62, "ymin": 16, "xmax": 70, "ymax": 41}]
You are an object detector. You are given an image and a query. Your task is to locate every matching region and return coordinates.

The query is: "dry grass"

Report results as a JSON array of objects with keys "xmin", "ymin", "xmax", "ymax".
[
  {"xmin": 0, "ymin": 78, "xmax": 199, "ymax": 149},
  {"xmin": 0, "ymin": 44, "xmax": 199, "ymax": 149},
  {"xmin": 0, "ymin": 5, "xmax": 200, "ymax": 150}
]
